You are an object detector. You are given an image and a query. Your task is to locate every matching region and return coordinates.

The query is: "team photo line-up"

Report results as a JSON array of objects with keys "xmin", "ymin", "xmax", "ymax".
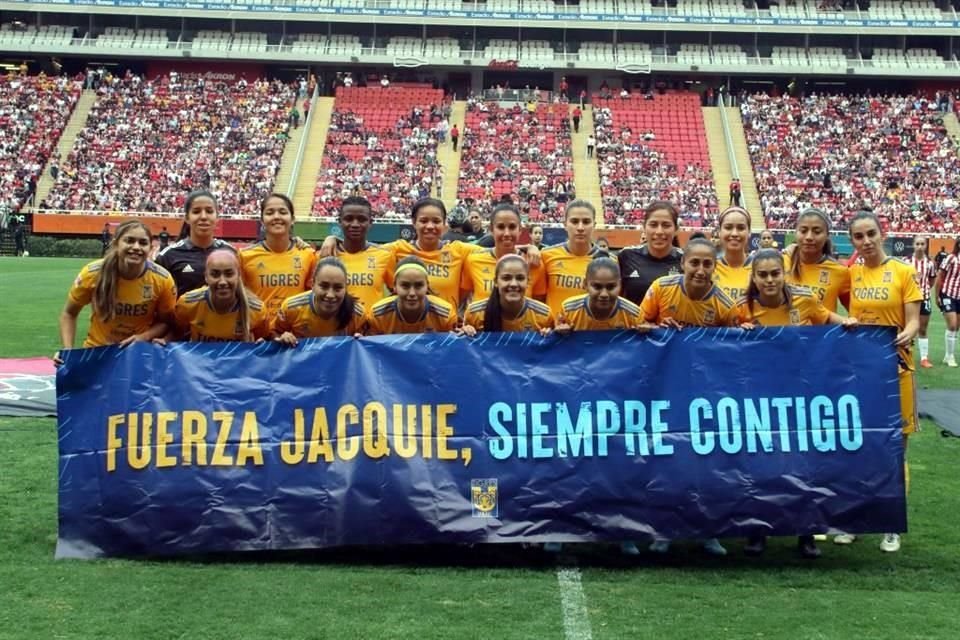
[{"xmin": 56, "ymin": 190, "xmax": 960, "ymax": 558}]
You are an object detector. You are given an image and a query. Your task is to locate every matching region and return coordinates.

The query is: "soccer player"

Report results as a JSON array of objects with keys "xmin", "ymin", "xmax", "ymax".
[
  {"xmin": 910, "ymin": 236, "xmax": 937, "ymax": 368},
  {"xmin": 461, "ymin": 254, "xmax": 553, "ymax": 335},
  {"xmin": 640, "ymin": 238, "xmax": 739, "ymax": 331},
  {"xmin": 758, "ymin": 229, "xmax": 777, "ymax": 250},
  {"xmin": 157, "ymin": 190, "xmax": 234, "ymax": 295},
  {"xmin": 736, "ymin": 249, "xmax": 856, "ymax": 560},
  {"xmin": 56, "ymin": 220, "xmax": 176, "ymax": 364},
  {"xmin": 335, "ymin": 196, "xmax": 394, "ymax": 310},
  {"xmin": 542, "ymin": 199, "xmax": 606, "ymax": 316},
  {"xmin": 461, "ymin": 203, "xmax": 545, "ymax": 306},
  {"xmin": 240, "ymin": 194, "xmax": 316, "ymax": 319},
  {"xmin": 618, "ymin": 200, "xmax": 683, "ymax": 304},
  {"xmin": 713, "ymin": 206, "xmax": 753, "ymax": 301},
  {"xmin": 934, "ymin": 238, "xmax": 960, "ymax": 368},
  {"xmin": 366, "ymin": 257, "xmax": 458, "ymax": 335},
  {"xmin": 783, "ymin": 208, "xmax": 850, "ymax": 313},
  {"xmin": 274, "ymin": 257, "xmax": 366, "ymax": 344},
  {"xmin": 171, "ymin": 249, "xmax": 271, "ymax": 342},
  {"xmin": 834, "ymin": 211, "xmax": 922, "ymax": 553},
  {"xmin": 556, "ymin": 257, "xmax": 643, "ymax": 332}
]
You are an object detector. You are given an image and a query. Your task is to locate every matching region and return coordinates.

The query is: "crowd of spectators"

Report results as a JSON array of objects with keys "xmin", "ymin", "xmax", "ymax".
[
  {"xmin": 40, "ymin": 72, "xmax": 297, "ymax": 216},
  {"xmin": 0, "ymin": 73, "xmax": 80, "ymax": 214},
  {"xmin": 593, "ymin": 99, "xmax": 719, "ymax": 226},
  {"xmin": 458, "ymin": 100, "xmax": 575, "ymax": 222},
  {"xmin": 742, "ymin": 92, "xmax": 960, "ymax": 233},
  {"xmin": 312, "ymin": 88, "xmax": 447, "ymax": 218}
]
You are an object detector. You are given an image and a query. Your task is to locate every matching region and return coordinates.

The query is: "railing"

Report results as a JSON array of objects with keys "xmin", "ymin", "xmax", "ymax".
[
  {"xmin": 717, "ymin": 92, "xmax": 746, "ymax": 214},
  {"xmin": 286, "ymin": 83, "xmax": 319, "ymax": 199}
]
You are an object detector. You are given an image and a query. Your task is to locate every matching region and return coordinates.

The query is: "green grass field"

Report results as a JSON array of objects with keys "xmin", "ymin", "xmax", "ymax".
[{"xmin": 1, "ymin": 257, "xmax": 959, "ymax": 640}]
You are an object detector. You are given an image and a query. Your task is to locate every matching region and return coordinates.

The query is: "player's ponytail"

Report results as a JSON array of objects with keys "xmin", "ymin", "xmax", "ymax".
[
  {"xmin": 94, "ymin": 220, "xmax": 151, "ymax": 323},
  {"xmin": 235, "ymin": 286, "xmax": 252, "ymax": 342}
]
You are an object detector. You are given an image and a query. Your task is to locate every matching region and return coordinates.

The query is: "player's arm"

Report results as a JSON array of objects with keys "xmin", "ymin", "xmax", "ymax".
[
  {"xmin": 897, "ymin": 302, "xmax": 921, "ymax": 347},
  {"xmin": 934, "ymin": 269, "xmax": 945, "ymax": 309},
  {"xmin": 55, "ymin": 298, "xmax": 85, "ymax": 364},
  {"xmin": 118, "ymin": 321, "xmax": 171, "ymax": 348}
]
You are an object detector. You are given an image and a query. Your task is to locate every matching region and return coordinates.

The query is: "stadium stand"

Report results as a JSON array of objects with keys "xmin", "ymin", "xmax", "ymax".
[
  {"xmin": 741, "ymin": 93, "xmax": 960, "ymax": 232},
  {"xmin": 593, "ymin": 92, "xmax": 718, "ymax": 226},
  {"xmin": 311, "ymin": 85, "xmax": 445, "ymax": 219},
  {"xmin": 0, "ymin": 74, "xmax": 81, "ymax": 214},
  {"xmin": 40, "ymin": 74, "xmax": 296, "ymax": 215},
  {"xmin": 457, "ymin": 99, "xmax": 575, "ymax": 222}
]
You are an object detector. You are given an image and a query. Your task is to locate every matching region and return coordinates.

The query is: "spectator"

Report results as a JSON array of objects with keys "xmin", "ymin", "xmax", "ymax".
[
  {"xmin": 586, "ymin": 134, "xmax": 596, "ymax": 159},
  {"xmin": 730, "ymin": 178, "xmax": 742, "ymax": 207},
  {"xmin": 158, "ymin": 226, "xmax": 170, "ymax": 249},
  {"xmin": 289, "ymin": 105, "xmax": 301, "ymax": 129},
  {"xmin": 100, "ymin": 223, "xmax": 111, "ymax": 256},
  {"xmin": 380, "ymin": 75, "xmax": 390, "ymax": 89},
  {"xmin": 13, "ymin": 219, "xmax": 25, "ymax": 256},
  {"xmin": 451, "ymin": 124, "xmax": 460, "ymax": 151},
  {"xmin": 572, "ymin": 106, "xmax": 582, "ymax": 133}
]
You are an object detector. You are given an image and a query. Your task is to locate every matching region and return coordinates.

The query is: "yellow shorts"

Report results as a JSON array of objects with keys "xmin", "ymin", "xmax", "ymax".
[{"xmin": 899, "ymin": 369, "xmax": 917, "ymax": 436}]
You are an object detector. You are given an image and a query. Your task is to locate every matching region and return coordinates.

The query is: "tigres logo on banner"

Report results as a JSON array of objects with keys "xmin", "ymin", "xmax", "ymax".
[{"xmin": 471, "ymin": 479, "xmax": 499, "ymax": 518}]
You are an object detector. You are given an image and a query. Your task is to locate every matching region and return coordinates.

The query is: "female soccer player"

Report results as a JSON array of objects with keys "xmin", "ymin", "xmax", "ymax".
[
  {"xmin": 617, "ymin": 201, "xmax": 684, "ymax": 304},
  {"xmin": 834, "ymin": 211, "xmax": 922, "ymax": 553},
  {"xmin": 910, "ymin": 236, "xmax": 937, "ymax": 368},
  {"xmin": 640, "ymin": 238, "xmax": 739, "ymax": 331},
  {"xmin": 542, "ymin": 199, "xmax": 605, "ymax": 316},
  {"xmin": 934, "ymin": 238, "xmax": 960, "ymax": 368},
  {"xmin": 713, "ymin": 206, "xmax": 753, "ymax": 301},
  {"xmin": 461, "ymin": 254, "xmax": 553, "ymax": 335},
  {"xmin": 240, "ymin": 194, "xmax": 316, "ymax": 319},
  {"xmin": 783, "ymin": 208, "xmax": 850, "ymax": 313},
  {"xmin": 736, "ymin": 249, "xmax": 856, "ymax": 560},
  {"xmin": 366, "ymin": 257, "xmax": 458, "ymax": 335},
  {"xmin": 556, "ymin": 257, "xmax": 643, "ymax": 332},
  {"xmin": 56, "ymin": 220, "xmax": 177, "ymax": 363},
  {"xmin": 461, "ymin": 203, "xmax": 546, "ymax": 305},
  {"xmin": 172, "ymin": 249, "xmax": 272, "ymax": 342},
  {"xmin": 758, "ymin": 229, "xmax": 777, "ymax": 250},
  {"xmin": 336, "ymin": 196, "xmax": 394, "ymax": 310},
  {"xmin": 274, "ymin": 258, "xmax": 367, "ymax": 344},
  {"xmin": 157, "ymin": 190, "xmax": 234, "ymax": 295}
]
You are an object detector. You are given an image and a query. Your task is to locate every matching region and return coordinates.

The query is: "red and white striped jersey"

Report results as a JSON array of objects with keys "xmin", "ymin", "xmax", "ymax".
[
  {"xmin": 939, "ymin": 254, "xmax": 960, "ymax": 299},
  {"xmin": 910, "ymin": 255, "xmax": 936, "ymax": 300}
]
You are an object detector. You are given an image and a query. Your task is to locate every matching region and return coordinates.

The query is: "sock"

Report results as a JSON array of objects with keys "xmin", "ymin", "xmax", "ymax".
[
  {"xmin": 919, "ymin": 338, "xmax": 929, "ymax": 360},
  {"xmin": 947, "ymin": 330, "xmax": 957, "ymax": 359},
  {"xmin": 904, "ymin": 461, "xmax": 910, "ymax": 495}
]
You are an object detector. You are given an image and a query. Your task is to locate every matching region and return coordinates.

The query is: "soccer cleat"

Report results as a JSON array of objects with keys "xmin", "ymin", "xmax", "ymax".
[
  {"xmin": 648, "ymin": 540, "xmax": 671, "ymax": 554},
  {"xmin": 880, "ymin": 533, "xmax": 901, "ymax": 553},
  {"xmin": 543, "ymin": 542, "xmax": 563, "ymax": 553},
  {"xmin": 920, "ymin": 358, "xmax": 933, "ymax": 368},
  {"xmin": 813, "ymin": 534, "xmax": 828, "ymax": 541},
  {"xmin": 703, "ymin": 538, "xmax": 727, "ymax": 556},
  {"xmin": 743, "ymin": 536, "xmax": 767, "ymax": 556},
  {"xmin": 798, "ymin": 536, "xmax": 822, "ymax": 559},
  {"xmin": 946, "ymin": 356, "xmax": 958, "ymax": 368},
  {"xmin": 833, "ymin": 533, "xmax": 857, "ymax": 545},
  {"xmin": 620, "ymin": 541, "xmax": 641, "ymax": 556}
]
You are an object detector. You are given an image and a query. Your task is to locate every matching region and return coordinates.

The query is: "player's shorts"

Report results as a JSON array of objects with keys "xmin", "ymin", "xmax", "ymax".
[
  {"xmin": 920, "ymin": 299, "xmax": 932, "ymax": 316},
  {"xmin": 899, "ymin": 368, "xmax": 918, "ymax": 436},
  {"xmin": 940, "ymin": 295, "xmax": 958, "ymax": 314}
]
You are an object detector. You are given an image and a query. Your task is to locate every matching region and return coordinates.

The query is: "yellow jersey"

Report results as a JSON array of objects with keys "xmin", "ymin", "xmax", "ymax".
[
  {"xmin": 783, "ymin": 253, "xmax": 851, "ymax": 312},
  {"xmin": 462, "ymin": 297, "xmax": 554, "ymax": 332},
  {"xmin": 561, "ymin": 294, "xmax": 643, "ymax": 330},
  {"xmin": 460, "ymin": 249, "xmax": 547, "ymax": 302},
  {"xmin": 367, "ymin": 294, "xmax": 458, "ymax": 335},
  {"xmin": 174, "ymin": 287, "xmax": 272, "ymax": 342},
  {"xmin": 640, "ymin": 275, "xmax": 738, "ymax": 327},
  {"xmin": 338, "ymin": 243, "xmax": 395, "ymax": 310},
  {"xmin": 849, "ymin": 257, "xmax": 923, "ymax": 371},
  {"xmin": 274, "ymin": 291, "xmax": 366, "ymax": 337},
  {"xmin": 542, "ymin": 244, "xmax": 605, "ymax": 316},
  {"xmin": 735, "ymin": 285, "xmax": 832, "ymax": 326},
  {"xmin": 381, "ymin": 239, "xmax": 480, "ymax": 309},
  {"xmin": 240, "ymin": 240, "xmax": 316, "ymax": 318},
  {"xmin": 714, "ymin": 255, "xmax": 753, "ymax": 301},
  {"xmin": 68, "ymin": 259, "xmax": 177, "ymax": 347}
]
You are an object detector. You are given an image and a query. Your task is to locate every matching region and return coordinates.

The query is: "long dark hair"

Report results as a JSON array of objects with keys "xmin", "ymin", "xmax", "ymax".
[
  {"xmin": 746, "ymin": 249, "xmax": 791, "ymax": 317},
  {"xmin": 644, "ymin": 200, "xmax": 681, "ymax": 248},
  {"xmin": 313, "ymin": 257, "xmax": 358, "ymax": 331},
  {"xmin": 179, "ymin": 189, "xmax": 218, "ymax": 240},
  {"xmin": 792, "ymin": 208, "xmax": 834, "ymax": 280},
  {"xmin": 484, "ymin": 254, "xmax": 528, "ymax": 333}
]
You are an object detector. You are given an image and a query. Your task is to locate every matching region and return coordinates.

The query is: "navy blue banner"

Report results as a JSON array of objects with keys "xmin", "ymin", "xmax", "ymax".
[{"xmin": 56, "ymin": 326, "xmax": 906, "ymax": 559}]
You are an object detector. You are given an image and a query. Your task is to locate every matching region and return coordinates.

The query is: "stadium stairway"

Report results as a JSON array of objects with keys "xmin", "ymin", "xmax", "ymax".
[
  {"xmin": 722, "ymin": 106, "xmax": 763, "ymax": 230},
  {"xmin": 273, "ymin": 106, "xmax": 309, "ymax": 197},
  {"xmin": 439, "ymin": 100, "xmax": 466, "ymax": 209},
  {"xmin": 703, "ymin": 107, "xmax": 736, "ymax": 221},
  {"xmin": 33, "ymin": 89, "xmax": 97, "ymax": 211},
  {"xmin": 944, "ymin": 111, "xmax": 960, "ymax": 147},
  {"xmin": 570, "ymin": 105, "xmax": 603, "ymax": 226},
  {"xmin": 291, "ymin": 96, "xmax": 335, "ymax": 217}
]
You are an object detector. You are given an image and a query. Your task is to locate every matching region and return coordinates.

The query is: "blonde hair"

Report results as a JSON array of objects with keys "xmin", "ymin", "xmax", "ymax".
[
  {"xmin": 206, "ymin": 249, "xmax": 253, "ymax": 341},
  {"xmin": 94, "ymin": 220, "xmax": 152, "ymax": 323}
]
